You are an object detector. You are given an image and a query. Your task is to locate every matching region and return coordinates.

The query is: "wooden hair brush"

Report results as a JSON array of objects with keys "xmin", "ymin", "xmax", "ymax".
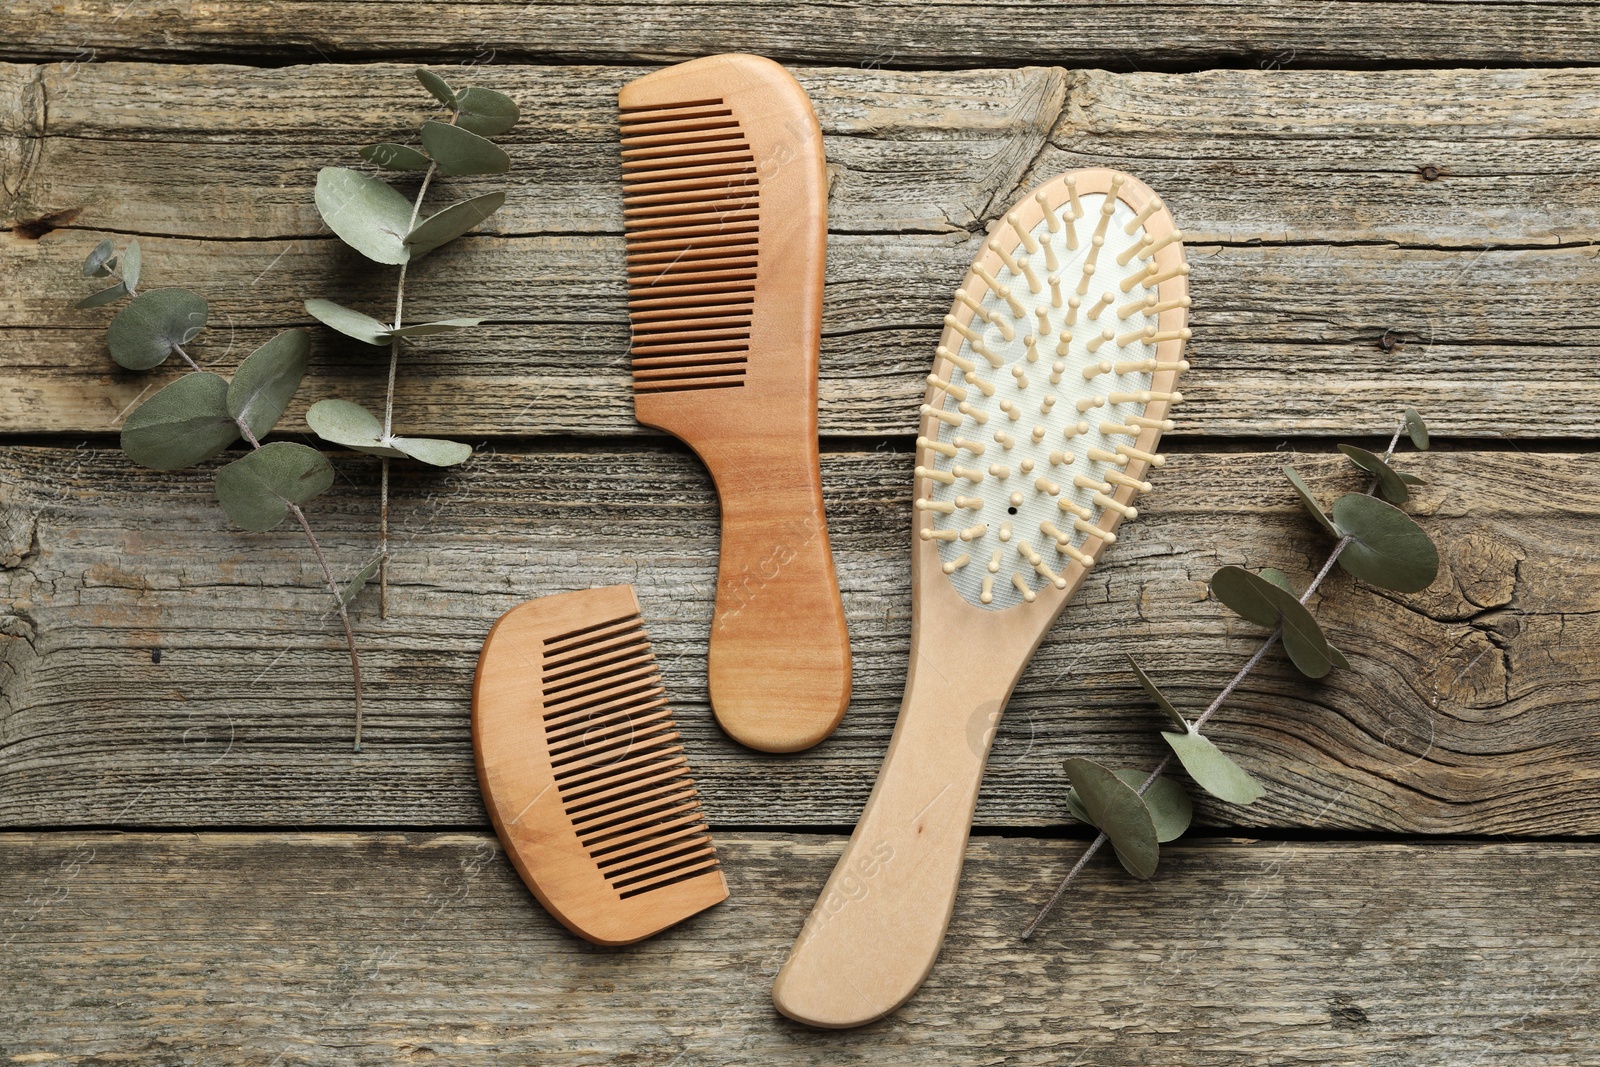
[
  {"xmin": 618, "ymin": 54, "xmax": 852, "ymax": 754},
  {"xmin": 772, "ymin": 168, "xmax": 1190, "ymax": 1026},
  {"xmin": 472, "ymin": 584, "xmax": 727, "ymax": 945}
]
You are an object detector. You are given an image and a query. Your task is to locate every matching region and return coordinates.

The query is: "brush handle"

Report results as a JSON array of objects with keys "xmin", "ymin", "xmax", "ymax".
[
  {"xmin": 704, "ymin": 443, "xmax": 851, "ymax": 753},
  {"xmin": 771, "ymin": 628, "xmax": 1022, "ymax": 1027}
]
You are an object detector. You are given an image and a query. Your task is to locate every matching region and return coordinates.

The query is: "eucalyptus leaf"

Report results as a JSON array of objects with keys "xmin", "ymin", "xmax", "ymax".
[
  {"xmin": 1399, "ymin": 472, "xmax": 1425, "ymax": 486},
  {"xmin": 1063, "ymin": 757, "xmax": 1160, "ymax": 879},
  {"xmin": 1283, "ymin": 465, "xmax": 1336, "ymax": 535},
  {"xmin": 1210, "ymin": 565, "xmax": 1333, "ymax": 678},
  {"xmin": 83, "ymin": 239, "xmax": 116, "ymax": 278},
  {"xmin": 1338, "ymin": 444, "xmax": 1409, "ymax": 504},
  {"xmin": 215, "ymin": 442, "xmax": 335, "ymax": 532},
  {"xmin": 405, "ymin": 191, "xmax": 505, "ymax": 257},
  {"xmin": 1260, "ymin": 567, "xmax": 1296, "ymax": 594},
  {"xmin": 305, "ymin": 398, "xmax": 407, "ymax": 458},
  {"xmin": 1126, "ymin": 654, "xmax": 1188, "ymax": 731},
  {"xmin": 120, "ymin": 239, "xmax": 142, "ymax": 290},
  {"xmin": 391, "ymin": 435, "xmax": 473, "ymax": 467},
  {"xmin": 75, "ymin": 282, "xmax": 129, "ymax": 309},
  {"xmin": 228, "ymin": 330, "xmax": 310, "ymax": 439},
  {"xmin": 1327, "ymin": 643, "xmax": 1352, "ymax": 671},
  {"xmin": 1404, "ymin": 407, "xmax": 1430, "ymax": 451},
  {"xmin": 106, "ymin": 287, "xmax": 209, "ymax": 370},
  {"xmin": 387, "ymin": 317, "xmax": 482, "ymax": 338},
  {"xmin": 305, "ymin": 298, "xmax": 391, "ymax": 346},
  {"xmin": 360, "ymin": 142, "xmax": 432, "ymax": 171},
  {"xmin": 1162, "ymin": 729, "xmax": 1266, "ymax": 805},
  {"xmin": 420, "ymin": 121, "xmax": 510, "ymax": 176},
  {"xmin": 453, "ymin": 86, "xmax": 520, "ymax": 136},
  {"xmin": 314, "ymin": 166, "xmax": 414, "ymax": 265},
  {"xmin": 339, "ymin": 555, "xmax": 383, "ymax": 608},
  {"xmin": 416, "ymin": 68, "xmax": 456, "ymax": 108},
  {"xmin": 121, "ymin": 372, "xmax": 239, "ymax": 470},
  {"xmin": 1331, "ymin": 493, "xmax": 1439, "ymax": 593},
  {"xmin": 1069, "ymin": 771, "xmax": 1191, "ymax": 844}
]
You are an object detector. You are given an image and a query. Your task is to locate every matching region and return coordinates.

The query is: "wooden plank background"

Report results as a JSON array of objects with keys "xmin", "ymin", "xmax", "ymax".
[{"xmin": 2, "ymin": 5, "xmax": 1598, "ymax": 1063}]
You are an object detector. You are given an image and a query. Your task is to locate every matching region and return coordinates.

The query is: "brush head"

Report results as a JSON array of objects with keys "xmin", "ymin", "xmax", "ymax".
[
  {"xmin": 915, "ymin": 169, "xmax": 1189, "ymax": 611},
  {"xmin": 472, "ymin": 585, "xmax": 727, "ymax": 945}
]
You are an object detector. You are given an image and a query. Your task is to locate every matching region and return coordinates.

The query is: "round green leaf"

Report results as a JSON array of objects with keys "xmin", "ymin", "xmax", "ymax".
[
  {"xmin": 1070, "ymin": 771, "xmax": 1191, "ymax": 844},
  {"xmin": 1126, "ymin": 654, "xmax": 1188, "ymax": 731},
  {"xmin": 388, "ymin": 317, "xmax": 482, "ymax": 338},
  {"xmin": 1161, "ymin": 729, "xmax": 1266, "ymax": 805},
  {"xmin": 1404, "ymin": 408, "xmax": 1430, "ymax": 451},
  {"xmin": 453, "ymin": 86, "xmax": 520, "ymax": 136},
  {"xmin": 360, "ymin": 142, "xmax": 432, "ymax": 171},
  {"xmin": 392, "ymin": 435, "xmax": 472, "ymax": 467},
  {"xmin": 75, "ymin": 282, "xmax": 129, "ymax": 309},
  {"xmin": 314, "ymin": 167, "xmax": 414, "ymax": 265},
  {"xmin": 106, "ymin": 288, "xmax": 209, "ymax": 370},
  {"xmin": 405, "ymin": 191, "xmax": 505, "ymax": 257},
  {"xmin": 1283, "ymin": 465, "xmax": 1336, "ymax": 535},
  {"xmin": 1063, "ymin": 757, "xmax": 1160, "ymax": 879},
  {"xmin": 1331, "ymin": 493, "xmax": 1439, "ymax": 593},
  {"xmin": 305, "ymin": 298, "xmax": 392, "ymax": 346},
  {"xmin": 1327, "ymin": 643, "xmax": 1352, "ymax": 671},
  {"xmin": 1338, "ymin": 444, "xmax": 1409, "ymax": 504},
  {"xmin": 1209, "ymin": 565, "xmax": 1278, "ymax": 628},
  {"xmin": 83, "ymin": 239, "xmax": 116, "ymax": 278},
  {"xmin": 1260, "ymin": 567, "xmax": 1296, "ymax": 594},
  {"xmin": 416, "ymin": 68, "xmax": 456, "ymax": 108},
  {"xmin": 305, "ymin": 398, "xmax": 407, "ymax": 458},
  {"xmin": 120, "ymin": 239, "xmax": 142, "ymax": 290},
  {"xmin": 228, "ymin": 330, "xmax": 310, "ymax": 438},
  {"xmin": 420, "ymin": 121, "xmax": 509, "ymax": 177},
  {"xmin": 1211, "ymin": 565, "xmax": 1333, "ymax": 678},
  {"xmin": 215, "ymin": 442, "xmax": 334, "ymax": 532},
  {"xmin": 121, "ymin": 372, "xmax": 239, "ymax": 470}
]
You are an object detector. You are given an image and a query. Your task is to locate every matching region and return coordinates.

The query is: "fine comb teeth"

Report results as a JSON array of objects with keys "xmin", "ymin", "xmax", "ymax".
[
  {"xmin": 916, "ymin": 168, "xmax": 1191, "ymax": 609},
  {"xmin": 472, "ymin": 585, "xmax": 726, "ymax": 945},
  {"xmin": 615, "ymin": 54, "xmax": 853, "ymax": 756}
]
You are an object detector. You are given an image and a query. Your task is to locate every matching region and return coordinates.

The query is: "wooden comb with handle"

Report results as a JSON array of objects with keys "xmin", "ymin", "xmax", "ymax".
[
  {"xmin": 472, "ymin": 584, "xmax": 727, "ymax": 945},
  {"xmin": 773, "ymin": 169, "xmax": 1190, "ymax": 1025},
  {"xmin": 619, "ymin": 54, "xmax": 851, "ymax": 754}
]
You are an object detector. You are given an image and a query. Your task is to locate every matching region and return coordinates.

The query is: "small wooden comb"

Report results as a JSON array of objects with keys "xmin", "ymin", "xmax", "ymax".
[
  {"xmin": 618, "ymin": 54, "xmax": 852, "ymax": 754},
  {"xmin": 472, "ymin": 584, "xmax": 727, "ymax": 945}
]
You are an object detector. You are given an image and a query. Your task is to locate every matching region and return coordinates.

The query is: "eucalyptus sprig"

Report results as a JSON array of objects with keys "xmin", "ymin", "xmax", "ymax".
[
  {"xmin": 1022, "ymin": 409, "xmax": 1439, "ymax": 938},
  {"xmin": 305, "ymin": 68, "xmax": 520, "ymax": 615},
  {"xmin": 76, "ymin": 240, "xmax": 374, "ymax": 749}
]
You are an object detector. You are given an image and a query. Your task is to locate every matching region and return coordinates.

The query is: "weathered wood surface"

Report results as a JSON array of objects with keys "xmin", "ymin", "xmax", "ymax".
[
  {"xmin": 5, "ymin": 62, "xmax": 1598, "ymax": 438},
  {"xmin": 2, "ymin": 444, "xmax": 1586, "ymax": 833},
  {"xmin": 2, "ymin": 831, "xmax": 1596, "ymax": 1064},
  {"xmin": 12, "ymin": 231, "xmax": 1594, "ymax": 440},
  {"xmin": 10, "ymin": 63, "xmax": 1600, "ymax": 245},
  {"xmin": 5, "ymin": 0, "xmax": 1599, "ymax": 68}
]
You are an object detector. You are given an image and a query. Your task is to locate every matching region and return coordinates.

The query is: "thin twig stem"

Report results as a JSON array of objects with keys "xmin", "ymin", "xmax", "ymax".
[
  {"xmin": 231, "ymin": 415, "xmax": 366, "ymax": 750},
  {"xmin": 377, "ymin": 159, "xmax": 438, "ymax": 618},
  {"xmin": 288, "ymin": 502, "xmax": 365, "ymax": 751},
  {"xmin": 1021, "ymin": 422, "xmax": 1408, "ymax": 940}
]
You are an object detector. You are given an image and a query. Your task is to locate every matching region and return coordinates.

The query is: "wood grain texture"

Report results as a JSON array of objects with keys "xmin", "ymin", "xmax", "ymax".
[
  {"xmin": 2, "ymin": 830, "xmax": 1597, "ymax": 1064},
  {"xmin": 8, "ymin": 61, "xmax": 1599, "ymax": 245},
  {"xmin": 4, "ymin": 0, "xmax": 1599, "ymax": 66},
  {"xmin": 1, "ymin": 444, "xmax": 1589, "ymax": 834},
  {"xmin": 7, "ymin": 233, "xmax": 1599, "ymax": 440},
  {"xmin": 5, "ymin": 62, "xmax": 1597, "ymax": 438}
]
